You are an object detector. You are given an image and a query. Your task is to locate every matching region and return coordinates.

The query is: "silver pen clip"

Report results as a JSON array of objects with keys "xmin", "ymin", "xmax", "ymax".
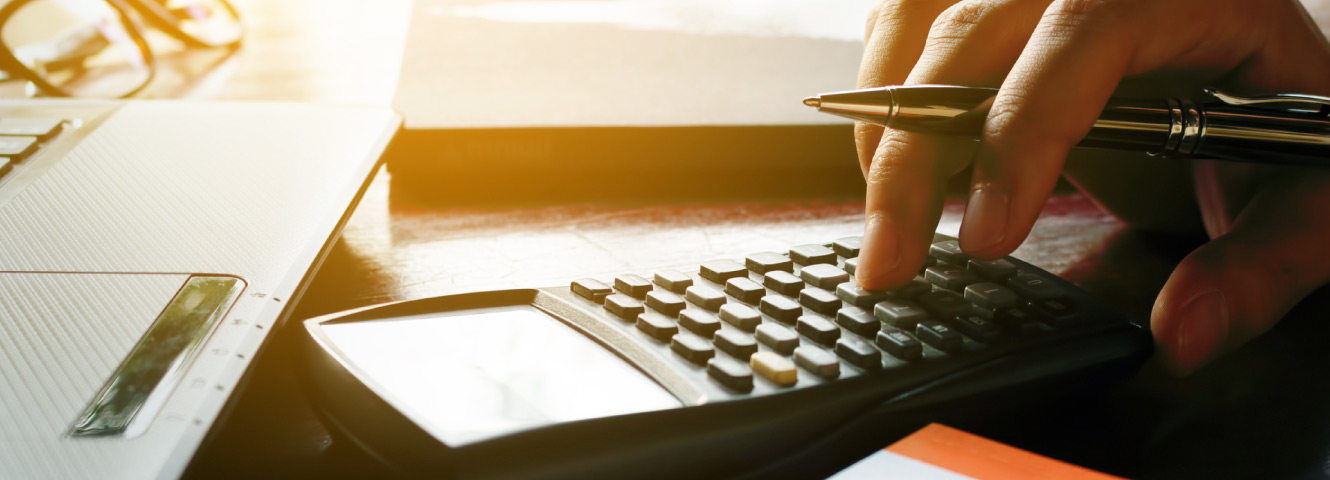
[{"xmin": 1206, "ymin": 88, "xmax": 1330, "ymax": 115}]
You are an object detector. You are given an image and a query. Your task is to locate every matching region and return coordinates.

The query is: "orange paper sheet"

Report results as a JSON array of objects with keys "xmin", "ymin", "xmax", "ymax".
[{"xmin": 887, "ymin": 424, "xmax": 1124, "ymax": 480}]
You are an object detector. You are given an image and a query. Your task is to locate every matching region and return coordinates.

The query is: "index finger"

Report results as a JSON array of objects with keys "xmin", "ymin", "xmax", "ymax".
[{"xmin": 855, "ymin": 0, "xmax": 958, "ymax": 177}]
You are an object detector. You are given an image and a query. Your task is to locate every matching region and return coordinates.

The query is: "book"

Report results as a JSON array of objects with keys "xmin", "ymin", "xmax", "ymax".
[{"xmin": 388, "ymin": 0, "xmax": 873, "ymax": 202}]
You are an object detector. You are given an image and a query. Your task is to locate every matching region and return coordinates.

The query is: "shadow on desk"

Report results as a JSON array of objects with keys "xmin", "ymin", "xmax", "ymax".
[
  {"xmin": 996, "ymin": 228, "xmax": 1330, "ymax": 480},
  {"xmin": 187, "ymin": 241, "xmax": 397, "ymax": 479}
]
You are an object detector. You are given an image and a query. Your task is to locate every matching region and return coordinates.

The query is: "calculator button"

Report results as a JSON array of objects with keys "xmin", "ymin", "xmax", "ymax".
[
  {"xmin": 916, "ymin": 320, "xmax": 963, "ymax": 353},
  {"xmin": 0, "ymin": 118, "xmax": 62, "ymax": 140},
  {"xmin": 571, "ymin": 278, "xmax": 613, "ymax": 303},
  {"xmin": 963, "ymin": 282, "xmax": 1021, "ymax": 310},
  {"xmin": 1030, "ymin": 298, "xmax": 1079, "ymax": 326},
  {"xmin": 890, "ymin": 277, "xmax": 934, "ymax": 300},
  {"xmin": 800, "ymin": 264, "xmax": 849, "ymax": 290},
  {"xmin": 835, "ymin": 336, "xmax": 881, "ymax": 370},
  {"xmin": 1007, "ymin": 273, "xmax": 1065, "ymax": 300},
  {"xmin": 789, "ymin": 244, "xmax": 836, "ymax": 266},
  {"xmin": 604, "ymin": 294, "xmax": 645, "ymax": 321},
  {"xmin": 929, "ymin": 240, "xmax": 968, "ymax": 265},
  {"xmin": 645, "ymin": 290, "xmax": 686, "ymax": 316},
  {"xmin": 796, "ymin": 315, "xmax": 840, "ymax": 345},
  {"xmin": 844, "ymin": 257, "xmax": 858, "ymax": 275},
  {"xmin": 874, "ymin": 299, "xmax": 929, "ymax": 329},
  {"xmin": 832, "ymin": 236, "xmax": 862, "ymax": 258},
  {"xmin": 725, "ymin": 277, "xmax": 766, "ymax": 304},
  {"xmin": 614, "ymin": 274, "xmax": 653, "ymax": 299},
  {"xmin": 835, "ymin": 306, "xmax": 879, "ymax": 337},
  {"xmin": 751, "ymin": 351, "xmax": 798, "ymax": 387},
  {"xmin": 916, "ymin": 291, "xmax": 972, "ymax": 319},
  {"xmin": 876, "ymin": 327, "xmax": 922, "ymax": 361},
  {"xmin": 654, "ymin": 269, "xmax": 693, "ymax": 294},
  {"xmin": 755, "ymin": 323, "xmax": 800, "ymax": 355},
  {"xmin": 707, "ymin": 356, "xmax": 753, "ymax": 392},
  {"xmin": 798, "ymin": 288, "xmax": 841, "ymax": 316},
  {"xmin": 685, "ymin": 286, "xmax": 727, "ymax": 311},
  {"xmin": 700, "ymin": 260, "xmax": 747, "ymax": 284},
  {"xmin": 715, "ymin": 329, "xmax": 759, "ymax": 358},
  {"xmin": 745, "ymin": 252, "xmax": 793, "ymax": 274},
  {"xmin": 968, "ymin": 258, "xmax": 1017, "ymax": 281},
  {"xmin": 794, "ymin": 346, "xmax": 840, "ymax": 379},
  {"xmin": 925, "ymin": 264, "xmax": 979, "ymax": 291},
  {"xmin": 947, "ymin": 312, "xmax": 1001, "ymax": 344},
  {"xmin": 993, "ymin": 307, "xmax": 1040, "ymax": 332},
  {"xmin": 759, "ymin": 295, "xmax": 802, "ymax": 324},
  {"xmin": 763, "ymin": 271, "xmax": 804, "ymax": 296},
  {"xmin": 836, "ymin": 283, "xmax": 889, "ymax": 309},
  {"xmin": 679, "ymin": 309, "xmax": 721, "ymax": 337},
  {"xmin": 719, "ymin": 304, "xmax": 762, "ymax": 332},
  {"xmin": 0, "ymin": 136, "xmax": 37, "ymax": 161},
  {"xmin": 671, "ymin": 334, "xmax": 715, "ymax": 364},
  {"xmin": 636, "ymin": 312, "xmax": 678, "ymax": 341}
]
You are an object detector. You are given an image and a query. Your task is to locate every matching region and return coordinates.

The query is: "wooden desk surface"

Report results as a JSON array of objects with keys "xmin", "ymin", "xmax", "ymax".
[{"xmin": 11, "ymin": 0, "xmax": 1328, "ymax": 478}]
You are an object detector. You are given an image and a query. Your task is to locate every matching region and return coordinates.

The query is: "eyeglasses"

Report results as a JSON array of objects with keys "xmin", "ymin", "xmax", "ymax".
[{"xmin": 0, "ymin": 0, "xmax": 243, "ymax": 98}]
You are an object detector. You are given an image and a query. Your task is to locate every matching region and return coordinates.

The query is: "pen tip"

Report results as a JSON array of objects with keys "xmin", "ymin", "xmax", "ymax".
[{"xmin": 803, "ymin": 97, "xmax": 820, "ymax": 107}]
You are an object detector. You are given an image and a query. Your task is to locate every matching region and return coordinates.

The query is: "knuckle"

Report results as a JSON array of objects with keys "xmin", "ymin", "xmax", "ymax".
[
  {"xmin": 875, "ymin": 0, "xmax": 958, "ymax": 28},
  {"xmin": 1043, "ymin": 0, "xmax": 1135, "ymax": 30},
  {"xmin": 865, "ymin": 134, "xmax": 916, "ymax": 186},
  {"xmin": 890, "ymin": 0, "xmax": 951, "ymax": 14},
  {"xmin": 1179, "ymin": 243, "xmax": 1229, "ymax": 277},
  {"xmin": 931, "ymin": 0, "xmax": 992, "ymax": 38},
  {"xmin": 1046, "ymin": 0, "xmax": 1107, "ymax": 21},
  {"xmin": 1179, "ymin": 235, "xmax": 1300, "ymax": 329},
  {"xmin": 982, "ymin": 89, "xmax": 1078, "ymax": 158},
  {"xmin": 922, "ymin": 4, "xmax": 986, "ymax": 50},
  {"xmin": 855, "ymin": 123, "xmax": 885, "ymax": 143},
  {"xmin": 980, "ymin": 94, "xmax": 1030, "ymax": 148}
]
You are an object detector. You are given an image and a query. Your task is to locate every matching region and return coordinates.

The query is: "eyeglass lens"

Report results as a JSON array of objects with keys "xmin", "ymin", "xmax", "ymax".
[
  {"xmin": 2, "ymin": 0, "xmax": 151, "ymax": 98},
  {"xmin": 150, "ymin": 0, "xmax": 241, "ymax": 47}
]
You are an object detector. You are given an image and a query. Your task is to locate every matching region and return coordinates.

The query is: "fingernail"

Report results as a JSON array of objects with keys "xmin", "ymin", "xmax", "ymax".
[
  {"xmin": 959, "ymin": 187, "xmax": 1008, "ymax": 254},
  {"xmin": 857, "ymin": 214, "xmax": 900, "ymax": 288},
  {"xmin": 1173, "ymin": 290, "xmax": 1230, "ymax": 372}
]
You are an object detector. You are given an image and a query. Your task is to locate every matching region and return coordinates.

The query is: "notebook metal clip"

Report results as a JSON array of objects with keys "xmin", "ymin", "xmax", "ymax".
[{"xmin": 1206, "ymin": 88, "xmax": 1330, "ymax": 115}]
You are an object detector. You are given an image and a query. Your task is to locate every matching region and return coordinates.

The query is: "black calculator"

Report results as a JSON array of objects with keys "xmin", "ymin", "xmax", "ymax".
[{"xmin": 300, "ymin": 234, "xmax": 1152, "ymax": 479}]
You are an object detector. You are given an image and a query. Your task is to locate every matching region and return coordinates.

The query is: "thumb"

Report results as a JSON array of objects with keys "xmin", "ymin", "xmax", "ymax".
[{"xmin": 1152, "ymin": 170, "xmax": 1330, "ymax": 374}]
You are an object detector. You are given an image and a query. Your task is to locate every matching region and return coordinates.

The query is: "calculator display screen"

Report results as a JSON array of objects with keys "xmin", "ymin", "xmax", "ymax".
[{"xmin": 322, "ymin": 306, "xmax": 682, "ymax": 446}]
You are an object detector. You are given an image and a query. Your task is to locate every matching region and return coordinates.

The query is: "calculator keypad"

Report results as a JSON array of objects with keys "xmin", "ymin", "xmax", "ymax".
[
  {"xmin": 614, "ymin": 274, "xmax": 653, "ymax": 299},
  {"xmin": 798, "ymin": 288, "xmax": 840, "ymax": 316},
  {"xmin": 679, "ymin": 309, "xmax": 721, "ymax": 337},
  {"xmin": 636, "ymin": 312, "xmax": 678, "ymax": 341},
  {"xmin": 654, "ymin": 269, "xmax": 693, "ymax": 293},
  {"xmin": 750, "ymin": 352, "xmax": 797, "ymax": 387},
  {"xmin": 569, "ymin": 236, "xmax": 1088, "ymax": 395},
  {"xmin": 645, "ymin": 290, "xmax": 687, "ymax": 316},
  {"xmin": 745, "ymin": 252, "xmax": 793, "ymax": 274}
]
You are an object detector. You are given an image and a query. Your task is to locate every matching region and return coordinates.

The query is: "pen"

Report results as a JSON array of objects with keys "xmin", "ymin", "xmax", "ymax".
[{"xmin": 803, "ymin": 85, "xmax": 1330, "ymax": 166}]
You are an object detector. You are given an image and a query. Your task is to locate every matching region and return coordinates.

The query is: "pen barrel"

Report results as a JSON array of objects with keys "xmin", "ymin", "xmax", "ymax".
[
  {"xmin": 1189, "ymin": 105, "xmax": 1330, "ymax": 166},
  {"xmin": 887, "ymin": 86, "xmax": 997, "ymax": 134},
  {"xmin": 1078, "ymin": 99, "xmax": 1175, "ymax": 153}
]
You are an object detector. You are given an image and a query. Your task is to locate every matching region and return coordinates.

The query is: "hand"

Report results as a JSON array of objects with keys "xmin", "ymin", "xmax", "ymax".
[{"xmin": 855, "ymin": 0, "xmax": 1330, "ymax": 373}]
